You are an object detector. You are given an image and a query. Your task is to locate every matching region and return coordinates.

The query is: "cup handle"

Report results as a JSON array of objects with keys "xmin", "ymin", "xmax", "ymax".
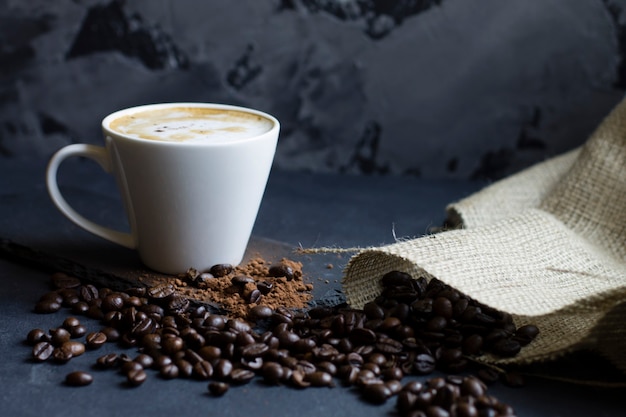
[{"xmin": 46, "ymin": 144, "xmax": 135, "ymax": 249}]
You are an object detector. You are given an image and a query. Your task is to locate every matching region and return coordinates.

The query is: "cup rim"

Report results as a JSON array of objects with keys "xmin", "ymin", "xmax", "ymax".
[{"xmin": 101, "ymin": 102, "xmax": 280, "ymax": 145}]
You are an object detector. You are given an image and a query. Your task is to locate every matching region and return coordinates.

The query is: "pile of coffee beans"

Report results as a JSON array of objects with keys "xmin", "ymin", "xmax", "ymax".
[{"xmin": 26, "ymin": 269, "xmax": 538, "ymax": 416}]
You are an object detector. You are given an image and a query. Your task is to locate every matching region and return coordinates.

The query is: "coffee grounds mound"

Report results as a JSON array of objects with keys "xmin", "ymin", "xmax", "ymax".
[{"xmin": 168, "ymin": 257, "xmax": 313, "ymax": 319}]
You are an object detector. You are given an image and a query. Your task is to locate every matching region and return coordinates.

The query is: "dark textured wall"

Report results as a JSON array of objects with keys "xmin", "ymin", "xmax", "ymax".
[{"xmin": 2, "ymin": 0, "xmax": 626, "ymax": 179}]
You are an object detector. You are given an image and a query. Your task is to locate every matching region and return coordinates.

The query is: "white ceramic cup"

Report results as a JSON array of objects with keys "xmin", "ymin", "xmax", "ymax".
[{"xmin": 46, "ymin": 102, "xmax": 279, "ymax": 274}]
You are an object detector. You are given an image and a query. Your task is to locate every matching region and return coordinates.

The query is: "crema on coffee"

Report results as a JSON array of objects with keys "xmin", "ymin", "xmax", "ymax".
[{"xmin": 109, "ymin": 107, "xmax": 274, "ymax": 143}]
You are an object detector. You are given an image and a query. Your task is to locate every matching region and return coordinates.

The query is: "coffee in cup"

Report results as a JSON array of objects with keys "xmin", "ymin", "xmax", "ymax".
[
  {"xmin": 46, "ymin": 103, "xmax": 279, "ymax": 274},
  {"xmin": 108, "ymin": 106, "xmax": 275, "ymax": 143}
]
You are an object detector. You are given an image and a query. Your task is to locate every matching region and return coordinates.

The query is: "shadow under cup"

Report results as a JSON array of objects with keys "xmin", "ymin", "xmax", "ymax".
[{"xmin": 47, "ymin": 103, "xmax": 280, "ymax": 274}]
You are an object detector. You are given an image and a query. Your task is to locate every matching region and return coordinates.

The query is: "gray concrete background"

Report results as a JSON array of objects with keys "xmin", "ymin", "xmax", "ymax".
[{"xmin": 2, "ymin": 0, "xmax": 626, "ymax": 179}]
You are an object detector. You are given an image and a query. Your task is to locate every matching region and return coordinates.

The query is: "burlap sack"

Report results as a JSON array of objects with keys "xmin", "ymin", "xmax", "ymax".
[{"xmin": 342, "ymin": 98, "xmax": 626, "ymax": 373}]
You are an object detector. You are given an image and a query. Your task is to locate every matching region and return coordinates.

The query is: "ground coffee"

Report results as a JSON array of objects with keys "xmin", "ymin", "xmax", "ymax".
[{"xmin": 139, "ymin": 257, "xmax": 313, "ymax": 319}]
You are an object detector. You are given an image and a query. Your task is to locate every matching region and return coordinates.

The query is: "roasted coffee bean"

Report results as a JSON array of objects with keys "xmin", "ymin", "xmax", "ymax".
[
  {"xmin": 79, "ymin": 284, "xmax": 99, "ymax": 302},
  {"xmin": 386, "ymin": 379, "xmax": 403, "ymax": 395},
  {"xmin": 244, "ymin": 289, "xmax": 262, "ymax": 304},
  {"xmin": 461, "ymin": 333, "xmax": 483, "ymax": 355},
  {"xmin": 165, "ymin": 294, "xmax": 190, "ymax": 314},
  {"xmin": 52, "ymin": 345, "xmax": 73, "ymax": 363},
  {"xmin": 180, "ymin": 346, "xmax": 201, "ymax": 363},
  {"xmin": 153, "ymin": 355, "xmax": 173, "ymax": 370},
  {"xmin": 455, "ymin": 402, "xmax": 478, "ymax": 417},
  {"xmin": 397, "ymin": 390, "xmax": 418, "ymax": 413},
  {"xmin": 375, "ymin": 337, "xmax": 403, "ymax": 354},
  {"xmin": 411, "ymin": 298, "xmax": 433, "ymax": 315},
  {"xmin": 231, "ymin": 275, "xmax": 254, "ymax": 286},
  {"xmin": 85, "ymin": 304, "xmax": 104, "ymax": 320},
  {"xmin": 241, "ymin": 343, "xmax": 269, "ymax": 358},
  {"xmin": 208, "ymin": 381, "xmax": 229, "ymax": 396},
  {"xmin": 261, "ymin": 361, "xmax": 284, "ymax": 384},
  {"xmin": 96, "ymin": 353, "xmax": 120, "ymax": 369},
  {"xmin": 209, "ymin": 263, "xmax": 234, "ymax": 277},
  {"xmin": 125, "ymin": 286, "xmax": 146, "ymax": 297},
  {"xmin": 256, "ymin": 281, "xmax": 273, "ymax": 295},
  {"xmin": 134, "ymin": 354, "xmax": 154, "ymax": 369},
  {"xmin": 513, "ymin": 324, "xmax": 540, "ymax": 345},
  {"xmin": 141, "ymin": 303, "xmax": 164, "ymax": 317},
  {"xmin": 362, "ymin": 382, "xmax": 392, "ymax": 404},
  {"xmin": 413, "ymin": 353, "xmax": 436, "ymax": 374},
  {"xmin": 121, "ymin": 361, "xmax": 143, "ymax": 375},
  {"xmin": 381, "ymin": 270, "xmax": 415, "ymax": 287},
  {"xmin": 213, "ymin": 359, "xmax": 233, "ymax": 380},
  {"xmin": 59, "ymin": 290, "xmax": 80, "ymax": 307},
  {"xmin": 32, "ymin": 341, "xmax": 54, "ymax": 361},
  {"xmin": 248, "ymin": 305, "xmax": 273, "ymax": 321},
  {"xmin": 198, "ymin": 345, "xmax": 221, "ymax": 362},
  {"xmin": 101, "ymin": 293, "xmax": 125, "ymax": 312},
  {"xmin": 313, "ymin": 344, "xmax": 339, "ymax": 361},
  {"xmin": 68, "ymin": 324, "xmax": 87, "ymax": 338},
  {"xmin": 174, "ymin": 359, "xmax": 194, "ymax": 378},
  {"xmin": 268, "ymin": 263, "xmax": 296, "ymax": 281},
  {"xmin": 71, "ymin": 301, "xmax": 89, "ymax": 315},
  {"xmin": 62, "ymin": 341, "xmax": 86, "ymax": 357},
  {"xmin": 382, "ymin": 367, "xmax": 404, "ymax": 381},
  {"xmin": 160, "ymin": 363, "xmax": 180, "ymax": 379},
  {"xmin": 127, "ymin": 368, "xmax": 147, "ymax": 386},
  {"xmin": 293, "ymin": 338, "xmax": 316, "ymax": 354},
  {"xmin": 147, "ymin": 283, "xmax": 175, "ymax": 299},
  {"xmin": 437, "ymin": 347, "xmax": 462, "ymax": 365},
  {"xmin": 491, "ymin": 338, "xmax": 521, "ymax": 357},
  {"xmin": 195, "ymin": 272, "xmax": 215, "ymax": 286},
  {"xmin": 362, "ymin": 362, "xmax": 381, "ymax": 376},
  {"xmin": 290, "ymin": 370, "xmax": 311, "ymax": 388},
  {"xmin": 227, "ymin": 319, "xmax": 252, "ymax": 333},
  {"xmin": 192, "ymin": 360, "xmax": 213, "ymax": 380},
  {"xmin": 99, "ymin": 326, "xmax": 120, "ymax": 343},
  {"xmin": 484, "ymin": 328, "xmax": 510, "ymax": 346},
  {"xmin": 432, "ymin": 297, "xmax": 453, "ymax": 319},
  {"xmin": 271, "ymin": 307, "xmax": 294, "ymax": 325},
  {"xmin": 26, "ymin": 328, "xmax": 48, "ymax": 345},
  {"xmin": 460, "ymin": 376, "xmax": 486, "ymax": 397},
  {"xmin": 403, "ymin": 380, "xmax": 424, "ymax": 394},
  {"xmin": 306, "ymin": 371, "xmax": 333, "ymax": 387},
  {"xmin": 161, "ymin": 336, "xmax": 184, "ymax": 355},
  {"xmin": 85, "ymin": 332, "xmax": 107, "ymax": 349},
  {"xmin": 234, "ymin": 332, "xmax": 256, "ymax": 348},
  {"xmin": 230, "ymin": 368, "xmax": 255, "ymax": 384},
  {"xmin": 363, "ymin": 301, "xmax": 386, "ymax": 320},
  {"xmin": 65, "ymin": 371, "xmax": 93, "ymax": 386},
  {"xmin": 39, "ymin": 291, "xmax": 63, "ymax": 304},
  {"xmin": 62, "ymin": 317, "xmax": 80, "ymax": 329},
  {"xmin": 349, "ymin": 327, "xmax": 377, "ymax": 345},
  {"xmin": 49, "ymin": 328, "xmax": 71, "ymax": 346},
  {"xmin": 34, "ymin": 299, "xmax": 61, "ymax": 314}
]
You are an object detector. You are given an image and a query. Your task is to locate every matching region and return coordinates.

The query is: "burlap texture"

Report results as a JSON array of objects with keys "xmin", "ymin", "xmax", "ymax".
[
  {"xmin": 342, "ymin": 98, "xmax": 626, "ymax": 373},
  {"xmin": 445, "ymin": 148, "xmax": 579, "ymax": 229}
]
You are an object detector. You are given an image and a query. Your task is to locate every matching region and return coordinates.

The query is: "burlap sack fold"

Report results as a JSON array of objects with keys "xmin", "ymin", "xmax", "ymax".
[
  {"xmin": 445, "ymin": 148, "xmax": 579, "ymax": 229},
  {"xmin": 342, "ymin": 98, "xmax": 626, "ymax": 373}
]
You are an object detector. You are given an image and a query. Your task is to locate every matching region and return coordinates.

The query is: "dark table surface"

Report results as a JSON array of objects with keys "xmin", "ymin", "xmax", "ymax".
[{"xmin": 1, "ymin": 157, "xmax": 624, "ymax": 417}]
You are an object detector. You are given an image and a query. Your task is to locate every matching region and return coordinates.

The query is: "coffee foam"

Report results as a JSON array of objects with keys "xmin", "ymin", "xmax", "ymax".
[{"xmin": 109, "ymin": 107, "xmax": 274, "ymax": 143}]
